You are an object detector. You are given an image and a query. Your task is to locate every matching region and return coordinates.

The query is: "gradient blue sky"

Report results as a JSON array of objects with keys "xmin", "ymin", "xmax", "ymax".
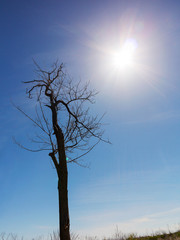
[{"xmin": 1, "ymin": 0, "xmax": 180, "ymax": 239}]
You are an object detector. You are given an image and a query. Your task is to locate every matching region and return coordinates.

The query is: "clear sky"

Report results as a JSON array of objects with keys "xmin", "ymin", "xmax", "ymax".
[{"xmin": 1, "ymin": 0, "xmax": 180, "ymax": 239}]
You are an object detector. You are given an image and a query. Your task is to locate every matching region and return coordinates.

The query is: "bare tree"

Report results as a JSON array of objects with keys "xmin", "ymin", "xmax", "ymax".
[{"xmin": 15, "ymin": 61, "xmax": 109, "ymax": 240}]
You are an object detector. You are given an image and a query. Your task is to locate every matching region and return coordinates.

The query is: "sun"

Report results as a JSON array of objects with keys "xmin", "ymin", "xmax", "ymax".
[{"xmin": 111, "ymin": 39, "xmax": 138, "ymax": 71}]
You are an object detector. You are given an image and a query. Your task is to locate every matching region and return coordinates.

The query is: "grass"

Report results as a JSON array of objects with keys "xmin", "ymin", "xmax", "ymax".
[
  {"xmin": 107, "ymin": 230, "xmax": 180, "ymax": 240},
  {"xmin": 1, "ymin": 230, "xmax": 180, "ymax": 240}
]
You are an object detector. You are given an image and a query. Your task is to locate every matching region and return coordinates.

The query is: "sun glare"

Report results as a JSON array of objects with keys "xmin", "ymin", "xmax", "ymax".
[{"xmin": 111, "ymin": 39, "xmax": 138, "ymax": 71}]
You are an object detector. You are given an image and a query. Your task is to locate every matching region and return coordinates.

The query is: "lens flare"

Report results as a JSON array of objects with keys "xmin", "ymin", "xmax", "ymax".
[{"xmin": 112, "ymin": 39, "xmax": 138, "ymax": 70}]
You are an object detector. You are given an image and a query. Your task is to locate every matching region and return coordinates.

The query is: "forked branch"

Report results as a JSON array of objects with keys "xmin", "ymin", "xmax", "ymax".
[{"xmin": 15, "ymin": 61, "xmax": 110, "ymax": 166}]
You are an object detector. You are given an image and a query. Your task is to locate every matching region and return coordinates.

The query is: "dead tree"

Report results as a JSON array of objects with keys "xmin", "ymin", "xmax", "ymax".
[{"xmin": 15, "ymin": 61, "xmax": 109, "ymax": 240}]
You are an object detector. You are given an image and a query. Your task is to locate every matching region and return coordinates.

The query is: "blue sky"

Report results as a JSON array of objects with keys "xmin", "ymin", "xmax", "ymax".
[{"xmin": 1, "ymin": 0, "xmax": 180, "ymax": 238}]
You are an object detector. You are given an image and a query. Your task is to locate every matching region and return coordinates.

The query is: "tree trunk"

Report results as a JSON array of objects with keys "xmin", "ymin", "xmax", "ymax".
[
  {"xmin": 58, "ymin": 157, "xmax": 70, "ymax": 240},
  {"xmin": 49, "ymin": 99, "xmax": 70, "ymax": 240}
]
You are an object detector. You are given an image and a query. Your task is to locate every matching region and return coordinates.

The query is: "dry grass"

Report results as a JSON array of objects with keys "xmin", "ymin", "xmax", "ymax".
[
  {"xmin": 108, "ymin": 230, "xmax": 180, "ymax": 240},
  {"xmin": 1, "ymin": 230, "xmax": 180, "ymax": 240}
]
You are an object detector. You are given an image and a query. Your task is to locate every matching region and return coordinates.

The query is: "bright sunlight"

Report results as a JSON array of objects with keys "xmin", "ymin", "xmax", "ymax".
[{"xmin": 111, "ymin": 39, "xmax": 138, "ymax": 71}]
